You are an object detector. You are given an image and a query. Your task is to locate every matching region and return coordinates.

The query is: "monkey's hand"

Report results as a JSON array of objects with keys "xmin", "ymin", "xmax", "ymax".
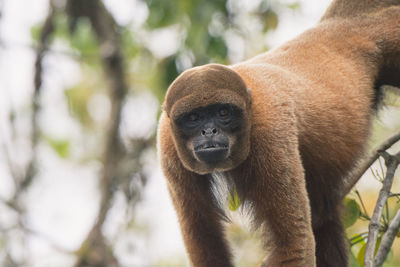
[{"xmin": 259, "ymin": 244, "xmax": 316, "ymax": 267}]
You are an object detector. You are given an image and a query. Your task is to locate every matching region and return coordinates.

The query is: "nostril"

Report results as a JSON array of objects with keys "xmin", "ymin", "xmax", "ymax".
[{"xmin": 201, "ymin": 128, "xmax": 218, "ymax": 136}]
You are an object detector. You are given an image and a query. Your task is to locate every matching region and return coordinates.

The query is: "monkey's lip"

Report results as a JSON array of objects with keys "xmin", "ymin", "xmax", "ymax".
[
  {"xmin": 194, "ymin": 143, "xmax": 228, "ymax": 151},
  {"xmin": 194, "ymin": 143, "xmax": 229, "ymax": 164}
]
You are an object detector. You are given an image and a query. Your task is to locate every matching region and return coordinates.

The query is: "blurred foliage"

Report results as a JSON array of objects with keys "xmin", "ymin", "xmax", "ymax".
[
  {"xmin": 30, "ymin": 0, "xmax": 288, "ymax": 109},
  {"xmin": 142, "ymin": 0, "xmax": 283, "ymax": 99},
  {"xmin": 65, "ymin": 85, "xmax": 96, "ymax": 127},
  {"xmin": 32, "ymin": 14, "xmax": 101, "ymax": 64},
  {"xmin": 46, "ymin": 136, "xmax": 71, "ymax": 158}
]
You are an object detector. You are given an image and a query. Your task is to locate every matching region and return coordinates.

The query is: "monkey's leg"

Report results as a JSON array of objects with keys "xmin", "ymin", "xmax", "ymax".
[{"xmin": 313, "ymin": 208, "xmax": 348, "ymax": 267}]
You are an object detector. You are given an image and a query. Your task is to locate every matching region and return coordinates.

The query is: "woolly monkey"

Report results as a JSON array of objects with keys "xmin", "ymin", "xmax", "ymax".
[{"xmin": 157, "ymin": 0, "xmax": 400, "ymax": 266}]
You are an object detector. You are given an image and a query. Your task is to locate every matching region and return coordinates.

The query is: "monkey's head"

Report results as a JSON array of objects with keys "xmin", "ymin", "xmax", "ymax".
[{"xmin": 163, "ymin": 64, "xmax": 252, "ymax": 174}]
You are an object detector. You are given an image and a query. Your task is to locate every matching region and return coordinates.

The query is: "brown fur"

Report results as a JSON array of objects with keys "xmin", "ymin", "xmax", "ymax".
[{"xmin": 157, "ymin": 0, "xmax": 400, "ymax": 266}]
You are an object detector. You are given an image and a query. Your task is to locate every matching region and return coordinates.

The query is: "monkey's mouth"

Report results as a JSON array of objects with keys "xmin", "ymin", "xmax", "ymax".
[
  {"xmin": 194, "ymin": 142, "xmax": 229, "ymax": 164},
  {"xmin": 194, "ymin": 142, "xmax": 228, "ymax": 151}
]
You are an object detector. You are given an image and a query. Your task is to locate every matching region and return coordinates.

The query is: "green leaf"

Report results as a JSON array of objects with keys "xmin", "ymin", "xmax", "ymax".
[
  {"xmin": 30, "ymin": 23, "xmax": 42, "ymax": 43},
  {"xmin": 163, "ymin": 55, "xmax": 180, "ymax": 87},
  {"xmin": 357, "ymin": 241, "xmax": 366, "ymax": 266},
  {"xmin": 350, "ymin": 233, "xmax": 367, "ymax": 247},
  {"xmin": 46, "ymin": 138, "xmax": 70, "ymax": 158},
  {"xmin": 287, "ymin": 2, "xmax": 301, "ymax": 10},
  {"xmin": 262, "ymin": 9, "xmax": 279, "ymax": 31},
  {"xmin": 145, "ymin": 0, "xmax": 179, "ymax": 28},
  {"xmin": 121, "ymin": 29, "xmax": 140, "ymax": 60},
  {"xmin": 68, "ymin": 17, "xmax": 99, "ymax": 57},
  {"xmin": 64, "ymin": 85, "xmax": 94, "ymax": 127},
  {"xmin": 357, "ymin": 236, "xmax": 382, "ymax": 265},
  {"xmin": 207, "ymin": 35, "xmax": 228, "ymax": 61},
  {"xmin": 349, "ymin": 250, "xmax": 361, "ymax": 267},
  {"xmin": 342, "ymin": 198, "xmax": 361, "ymax": 228},
  {"xmin": 375, "ymin": 236, "xmax": 382, "ymax": 255},
  {"xmin": 228, "ymin": 188, "xmax": 241, "ymax": 211}
]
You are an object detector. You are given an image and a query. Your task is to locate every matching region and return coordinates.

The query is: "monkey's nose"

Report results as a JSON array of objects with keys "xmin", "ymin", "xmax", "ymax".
[{"xmin": 201, "ymin": 128, "xmax": 218, "ymax": 137}]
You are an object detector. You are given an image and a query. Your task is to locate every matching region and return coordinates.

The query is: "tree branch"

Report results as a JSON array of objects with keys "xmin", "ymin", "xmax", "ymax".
[
  {"xmin": 0, "ymin": 4, "xmax": 56, "ymax": 265},
  {"xmin": 4, "ymin": 0, "xmax": 56, "ymax": 218},
  {"xmin": 374, "ymin": 207, "xmax": 400, "ymax": 266},
  {"xmin": 66, "ymin": 0, "xmax": 127, "ymax": 266},
  {"xmin": 16, "ymin": 2, "xmax": 56, "ymax": 195},
  {"xmin": 340, "ymin": 129, "xmax": 400, "ymax": 199},
  {"xmin": 363, "ymin": 151, "xmax": 400, "ymax": 267}
]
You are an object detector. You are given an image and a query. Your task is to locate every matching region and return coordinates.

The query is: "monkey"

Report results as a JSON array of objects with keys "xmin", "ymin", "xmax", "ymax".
[{"xmin": 157, "ymin": 0, "xmax": 400, "ymax": 266}]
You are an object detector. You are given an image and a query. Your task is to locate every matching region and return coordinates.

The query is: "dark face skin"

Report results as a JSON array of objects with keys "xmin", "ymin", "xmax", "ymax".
[{"xmin": 175, "ymin": 104, "xmax": 243, "ymax": 166}]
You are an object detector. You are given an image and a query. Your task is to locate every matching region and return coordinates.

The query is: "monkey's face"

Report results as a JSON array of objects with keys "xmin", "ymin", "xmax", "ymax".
[
  {"xmin": 174, "ymin": 103, "xmax": 244, "ymax": 170},
  {"xmin": 163, "ymin": 64, "xmax": 252, "ymax": 174}
]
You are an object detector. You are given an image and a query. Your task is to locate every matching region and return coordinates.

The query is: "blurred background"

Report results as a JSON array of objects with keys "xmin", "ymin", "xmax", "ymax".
[{"xmin": 0, "ymin": 0, "xmax": 399, "ymax": 266}]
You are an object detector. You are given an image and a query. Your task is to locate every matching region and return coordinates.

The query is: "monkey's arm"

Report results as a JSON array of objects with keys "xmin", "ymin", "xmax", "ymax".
[
  {"xmin": 255, "ymin": 127, "xmax": 315, "ymax": 266},
  {"xmin": 158, "ymin": 115, "xmax": 233, "ymax": 267},
  {"xmin": 231, "ymin": 101, "xmax": 316, "ymax": 267}
]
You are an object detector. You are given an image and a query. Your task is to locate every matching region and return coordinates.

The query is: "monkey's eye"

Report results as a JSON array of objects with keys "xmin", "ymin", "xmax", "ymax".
[
  {"xmin": 218, "ymin": 108, "xmax": 230, "ymax": 117},
  {"xmin": 188, "ymin": 113, "xmax": 199, "ymax": 121}
]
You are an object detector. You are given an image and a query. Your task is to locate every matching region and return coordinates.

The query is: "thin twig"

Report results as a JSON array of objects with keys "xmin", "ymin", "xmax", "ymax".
[
  {"xmin": 355, "ymin": 189, "xmax": 370, "ymax": 219},
  {"xmin": 15, "ymin": 3, "xmax": 56, "ymax": 196},
  {"xmin": 350, "ymin": 232, "xmax": 369, "ymax": 246},
  {"xmin": 374, "ymin": 208, "xmax": 400, "ymax": 266},
  {"xmin": 364, "ymin": 151, "xmax": 400, "ymax": 267},
  {"xmin": 384, "ymin": 201, "xmax": 389, "ymax": 226},
  {"xmin": 341, "ymin": 129, "xmax": 400, "ymax": 199},
  {"xmin": 0, "ymin": 138, "xmax": 20, "ymax": 191}
]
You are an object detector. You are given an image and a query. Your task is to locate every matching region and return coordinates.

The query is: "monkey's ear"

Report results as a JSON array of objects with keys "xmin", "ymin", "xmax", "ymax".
[
  {"xmin": 161, "ymin": 103, "xmax": 169, "ymax": 118},
  {"xmin": 246, "ymin": 88, "xmax": 252, "ymax": 105}
]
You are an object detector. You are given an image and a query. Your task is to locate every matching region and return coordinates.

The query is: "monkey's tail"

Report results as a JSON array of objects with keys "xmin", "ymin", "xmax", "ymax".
[{"xmin": 320, "ymin": 0, "xmax": 400, "ymax": 21}]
